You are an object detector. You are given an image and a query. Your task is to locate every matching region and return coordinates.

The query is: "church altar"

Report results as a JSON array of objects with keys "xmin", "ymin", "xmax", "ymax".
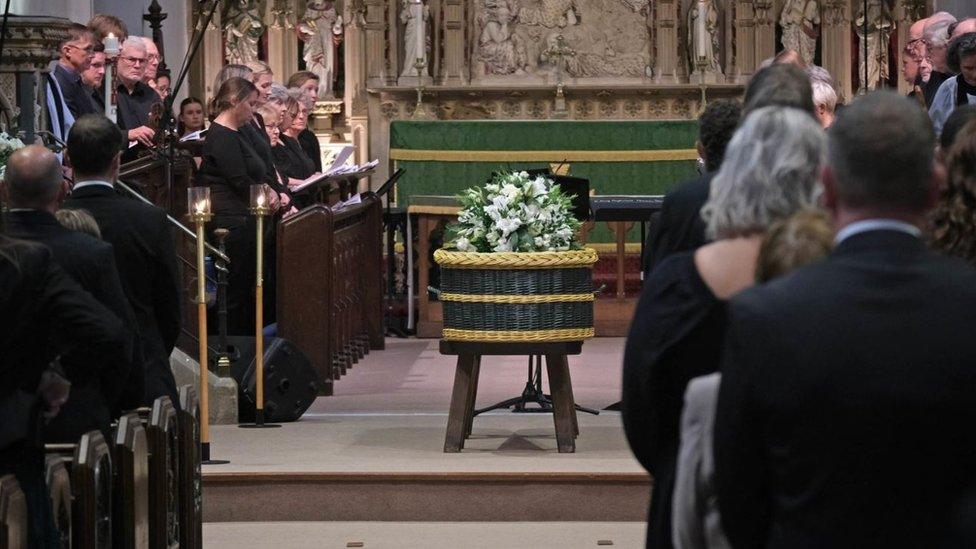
[{"xmin": 389, "ymin": 119, "xmax": 699, "ymax": 202}]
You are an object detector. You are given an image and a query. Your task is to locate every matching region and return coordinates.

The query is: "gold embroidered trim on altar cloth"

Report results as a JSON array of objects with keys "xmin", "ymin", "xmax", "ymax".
[
  {"xmin": 389, "ymin": 149, "xmax": 699, "ymax": 162},
  {"xmin": 440, "ymin": 292, "xmax": 595, "ymax": 304}
]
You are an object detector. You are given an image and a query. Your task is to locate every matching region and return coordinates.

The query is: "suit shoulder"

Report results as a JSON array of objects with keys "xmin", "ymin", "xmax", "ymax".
[{"xmin": 665, "ymin": 173, "xmax": 711, "ymax": 207}]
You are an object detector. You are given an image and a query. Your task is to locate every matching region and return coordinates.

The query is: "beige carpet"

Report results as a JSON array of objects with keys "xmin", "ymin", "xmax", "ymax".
[
  {"xmin": 207, "ymin": 412, "xmax": 644, "ymax": 474},
  {"xmin": 203, "ymin": 521, "xmax": 646, "ymax": 548}
]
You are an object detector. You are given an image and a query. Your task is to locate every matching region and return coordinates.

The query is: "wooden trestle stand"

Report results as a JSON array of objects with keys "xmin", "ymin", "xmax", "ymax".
[
  {"xmin": 188, "ymin": 187, "xmax": 229, "ymax": 464},
  {"xmin": 241, "ymin": 184, "xmax": 280, "ymax": 428}
]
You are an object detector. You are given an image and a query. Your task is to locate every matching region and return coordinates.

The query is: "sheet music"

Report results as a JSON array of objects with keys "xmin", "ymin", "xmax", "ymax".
[{"xmin": 326, "ymin": 145, "xmax": 356, "ymax": 173}]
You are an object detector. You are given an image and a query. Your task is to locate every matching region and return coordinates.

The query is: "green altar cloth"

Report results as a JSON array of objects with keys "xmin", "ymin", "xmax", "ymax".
[{"xmin": 390, "ymin": 120, "xmax": 700, "ymax": 242}]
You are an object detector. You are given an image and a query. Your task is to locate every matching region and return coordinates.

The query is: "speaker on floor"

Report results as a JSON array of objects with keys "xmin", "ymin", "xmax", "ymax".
[{"xmin": 223, "ymin": 336, "xmax": 322, "ymax": 423}]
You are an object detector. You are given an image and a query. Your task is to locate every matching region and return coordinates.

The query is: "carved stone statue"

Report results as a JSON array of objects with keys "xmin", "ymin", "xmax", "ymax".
[
  {"xmin": 780, "ymin": 0, "xmax": 821, "ymax": 66},
  {"xmin": 224, "ymin": 0, "xmax": 266, "ymax": 66},
  {"xmin": 854, "ymin": 0, "xmax": 894, "ymax": 91},
  {"xmin": 400, "ymin": 0, "xmax": 430, "ymax": 77},
  {"xmin": 478, "ymin": 0, "xmax": 528, "ymax": 75},
  {"xmin": 299, "ymin": 1, "xmax": 343, "ymax": 99},
  {"xmin": 518, "ymin": 0, "xmax": 581, "ymax": 29},
  {"xmin": 687, "ymin": 0, "xmax": 722, "ymax": 80}
]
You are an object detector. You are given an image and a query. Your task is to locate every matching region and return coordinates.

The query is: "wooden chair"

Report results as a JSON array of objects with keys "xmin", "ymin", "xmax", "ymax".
[
  {"xmin": 44, "ymin": 455, "xmax": 72, "ymax": 548},
  {"xmin": 71, "ymin": 430, "xmax": 113, "ymax": 548},
  {"xmin": 113, "ymin": 413, "xmax": 149, "ymax": 548},
  {"xmin": 0, "ymin": 474, "xmax": 27, "ymax": 549},
  {"xmin": 178, "ymin": 386, "xmax": 202, "ymax": 549},
  {"xmin": 145, "ymin": 397, "xmax": 181, "ymax": 549}
]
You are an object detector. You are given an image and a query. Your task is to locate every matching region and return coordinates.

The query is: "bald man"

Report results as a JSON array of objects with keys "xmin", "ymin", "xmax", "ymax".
[
  {"xmin": 953, "ymin": 18, "xmax": 976, "ymax": 40},
  {"xmin": 3, "ymin": 145, "xmax": 140, "ymax": 441}
]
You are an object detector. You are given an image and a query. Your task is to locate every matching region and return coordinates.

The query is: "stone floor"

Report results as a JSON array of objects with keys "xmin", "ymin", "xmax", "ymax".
[{"xmin": 203, "ymin": 521, "xmax": 647, "ymax": 549}]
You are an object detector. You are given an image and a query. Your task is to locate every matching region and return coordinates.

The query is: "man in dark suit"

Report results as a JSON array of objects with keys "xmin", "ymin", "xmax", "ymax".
[
  {"xmin": 52, "ymin": 23, "xmax": 99, "ymax": 120},
  {"xmin": 643, "ymin": 64, "xmax": 816, "ymax": 275},
  {"xmin": 63, "ymin": 115, "xmax": 182, "ymax": 410},
  {"xmin": 643, "ymin": 99, "xmax": 740, "ymax": 273},
  {"xmin": 2, "ymin": 145, "xmax": 140, "ymax": 440},
  {"xmin": 714, "ymin": 91, "xmax": 976, "ymax": 548}
]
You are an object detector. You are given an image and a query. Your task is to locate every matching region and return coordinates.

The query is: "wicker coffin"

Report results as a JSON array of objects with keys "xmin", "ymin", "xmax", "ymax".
[{"xmin": 433, "ymin": 248, "xmax": 598, "ymax": 342}]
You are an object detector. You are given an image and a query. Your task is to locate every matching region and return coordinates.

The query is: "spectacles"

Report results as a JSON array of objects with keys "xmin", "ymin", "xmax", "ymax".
[
  {"xmin": 147, "ymin": 54, "xmax": 161, "ymax": 62},
  {"xmin": 120, "ymin": 56, "xmax": 148, "ymax": 65},
  {"xmin": 66, "ymin": 44, "xmax": 94, "ymax": 55}
]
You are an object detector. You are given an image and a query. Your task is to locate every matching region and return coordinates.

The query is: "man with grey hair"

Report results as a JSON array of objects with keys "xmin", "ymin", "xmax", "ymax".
[
  {"xmin": 115, "ymin": 36, "xmax": 159, "ymax": 153},
  {"xmin": 715, "ymin": 91, "xmax": 976, "ymax": 548},
  {"xmin": 922, "ymin": 12, "xmax": 958, "ymax": 104},
  {"xmin": 811, "ymin": 79, "xmax": 837, "ymax": 128},
  {"xmin": 2, "ymin": 145, "xmax": 138, "ymax": 441},
  {"xmin": 140, "ymin": 36, "xmax": 161, "ymax": 88},
  {"xmin": 953, "ymin": 18, "xmax": 976, "ymax": 40}
]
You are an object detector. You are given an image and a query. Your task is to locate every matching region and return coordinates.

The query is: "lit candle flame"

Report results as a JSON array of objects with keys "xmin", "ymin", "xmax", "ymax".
[
  {"xmin": 256, "ymin": 192, "xmax": 266, "ymax": 207},
  {"xmin": 194, "ymin": 199, "xmax": 207, "ymax": 214}
]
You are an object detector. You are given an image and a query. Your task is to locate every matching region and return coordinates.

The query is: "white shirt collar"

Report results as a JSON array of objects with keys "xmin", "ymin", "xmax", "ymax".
[
  {"xmin": 834, "ymin": 219, "xmax": 921, "ymax": 245},
  {"xmin": 72, "ymin": 180, "xmax": 114, "ymax": 190}
]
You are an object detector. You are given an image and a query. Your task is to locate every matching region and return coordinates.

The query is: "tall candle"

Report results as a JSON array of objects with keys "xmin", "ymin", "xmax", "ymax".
[
  {"xmin": 103, "ymin": 33, "xmax": 120, "ymax": 123},
  {"xmin": 413, "ymin": 0, "xmax": 424, "ymax": 76}
]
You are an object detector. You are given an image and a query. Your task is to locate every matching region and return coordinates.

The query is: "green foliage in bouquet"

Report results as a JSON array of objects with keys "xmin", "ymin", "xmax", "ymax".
[{"xmin": 448, "ymin": 171, "xmax": 582, "ymax": 253}]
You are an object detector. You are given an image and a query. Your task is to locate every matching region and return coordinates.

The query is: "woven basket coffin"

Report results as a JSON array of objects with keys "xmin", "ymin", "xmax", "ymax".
[{"xmin": 433, "ymin": 248, "xmax": 598, "ymax": 342}]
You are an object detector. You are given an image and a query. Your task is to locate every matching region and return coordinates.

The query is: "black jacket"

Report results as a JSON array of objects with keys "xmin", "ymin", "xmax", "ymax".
[
  {"xmin": 643, "ymin": 172, "xmax": 713, "ymax": 275},
  {"xmin": 715, "ymin": 229, "xmax": 976, "ymax": 549},
  {"xmin": 63, "ymin": 184, "xmax": 182, "ymax": 408},
  {"xmin": 4, "ymin": 210, "xmax": 141, "ymax": 435},
  {"xmin": 0, "ymin": 238, "xmax": 130, "ymax": 462}
]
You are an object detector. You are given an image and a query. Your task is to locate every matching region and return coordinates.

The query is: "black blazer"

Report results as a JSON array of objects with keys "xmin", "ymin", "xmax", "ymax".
[
  {"xmin": 4, "ymin": 210, "xmax": 141, "ymax": 423},
  {"xmin": 62, "ymin": 184, "xmax": 182, "ymax": 408},
  {"xmin": 643, "ymin": 172, "xmax": 713, "ymax": 275},
  {"xmin": 0, "ymin": 238, "xmax": 130, "ymax": 464},
  {"xmin": 714, "ymin": 229, "xmax": 976, "ymax": 549}
]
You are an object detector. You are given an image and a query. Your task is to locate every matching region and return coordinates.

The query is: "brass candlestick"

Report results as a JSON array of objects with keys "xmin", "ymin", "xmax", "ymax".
[
  {"xmin": 188, "ymin": 187, "xmax": 229, "ymax": 464},
  {"xmin": 240, "ymin": 185, "xmax": 280, "ymax": 429}
]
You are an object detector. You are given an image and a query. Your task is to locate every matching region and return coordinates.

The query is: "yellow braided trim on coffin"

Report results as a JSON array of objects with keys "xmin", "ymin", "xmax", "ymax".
[
  {"xmin": 389, "ymin": 149, "xmax": 699, "ymax": 162},
  {"xmin": 433, "ymin": 248, "xmax": 598, "ymax": 269},
  {"xmin": 442, "ymin": 327, "xmax": 595, "ymax": 342},
  {"xmin": 440, "ymin": 292, "xmax": 595, "ymax": 304}
]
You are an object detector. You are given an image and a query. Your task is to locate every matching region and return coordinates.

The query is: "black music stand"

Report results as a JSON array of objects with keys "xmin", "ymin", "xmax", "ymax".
[{"xmin": 473, "ymin": 168, "xmax": 598, "ymax": 418}]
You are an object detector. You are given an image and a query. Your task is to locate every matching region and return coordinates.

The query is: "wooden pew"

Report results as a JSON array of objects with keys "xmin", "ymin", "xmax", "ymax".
[
  {"xmin": 178, "ymin": 386, "xmax": 202, "ymax": 549},
  {"xmin": 277, "ymin": 194, "xmax": 384, "ymax": 394},
  {"xmin": 44, "ymin": 455, "xmax": 72, "ymax": 548},
  {"xmin": 113, "ymin": 413, "xmax": 150, "ymax": 548},
  {"xmin": 0, "ymin": 475, "xmax": 27, "ymax": 549},
  {"xmin": 142, "ymin": 397, "xmax": 181, "ymax": 549},
  {"xmin": 70, "ymin": 431, "xmax": 113, "ymax": 548}
]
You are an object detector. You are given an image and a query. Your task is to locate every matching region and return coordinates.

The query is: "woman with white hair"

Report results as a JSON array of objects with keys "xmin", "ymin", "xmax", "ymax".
[{"xmin": 622, "ymin": 106, "xmax": 826, "ymax": 549}]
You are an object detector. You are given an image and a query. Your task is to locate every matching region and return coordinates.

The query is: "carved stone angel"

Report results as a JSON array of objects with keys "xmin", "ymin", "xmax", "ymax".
[
  {"xmin": 224, "ymin": 0, "xmax": 266, "ymax": 66},
  {"xmin": 478, "ymin": 0, "xmax": 529, "ymax": 75},
  {"xmin": 854, "ymin": 0, "xmax": 894, "ymax": 91},
  {"xmin": 780, "ymin": 0, "xmax": 821, "ymax": 66},
  {"xmin": 299, "ymin": 0, "xmax": 343, "ymax": 99}
]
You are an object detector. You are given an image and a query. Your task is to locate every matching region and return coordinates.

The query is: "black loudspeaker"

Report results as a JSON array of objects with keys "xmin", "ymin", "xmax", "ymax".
[{"xmin": 223, "ymin": 336, "xmax": 322, "ymax": 422}]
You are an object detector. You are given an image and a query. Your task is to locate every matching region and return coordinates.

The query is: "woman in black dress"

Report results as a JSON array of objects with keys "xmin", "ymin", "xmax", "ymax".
[
  {"xmin": 621, "ymin": 106, "xmax": 826, "ymax": 549},
  {"xmin": 197, "ymin": 77, "xmax": 275, "ymax": 335},
  {"xmin": 271, "ymin": 90, "xmax": 317, "ymax": 182},
  {"xmin": 287, "ymin": 70, "xmax": 324, "ymax": 172}
]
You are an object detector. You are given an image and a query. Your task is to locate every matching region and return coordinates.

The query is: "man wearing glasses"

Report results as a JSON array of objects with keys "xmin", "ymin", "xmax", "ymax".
[
  {"xmin": 921, "ymin": 12, "xmax": 957, "ymax": 106},
  {"xmin": 115, "ymin": 36, "xmax": 160, "ymax": 155},
  {"xmin": 53, "ymin": 24, "xmax": 97, "ymax": 119}
]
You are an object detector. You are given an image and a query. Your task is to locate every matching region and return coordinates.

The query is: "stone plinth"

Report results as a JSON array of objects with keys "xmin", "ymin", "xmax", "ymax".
[{"xmin": 170, "ymin": 349, "xmax": 239, "ymax": 425}]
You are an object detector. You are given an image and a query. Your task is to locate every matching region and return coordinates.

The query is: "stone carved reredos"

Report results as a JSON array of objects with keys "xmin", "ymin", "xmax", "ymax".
[
  {"xmin": 0, "ymin": 16, "xmax": 70, "ymax": 72},
  {"xmin": 474, "ymin": 0, "xmax": 652, "ymax": 80}
]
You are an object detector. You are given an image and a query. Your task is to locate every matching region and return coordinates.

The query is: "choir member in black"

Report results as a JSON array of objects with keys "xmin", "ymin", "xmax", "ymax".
[
  {"xmin": 62, "ymin": 115, "xmax": 182, "ymax": 410},
  {"xmin": 177, "ymin": 97, "xmax": 207, "ymax": 165},
  {"xmin": 82, "ymin": 44, "xmax": 107, "ymax": 113},
  {"xmin": 241, "ymin": 61, "xmax": 289, "ymax": 197},
  {"xmin": 115, "ymin": 36, "xmax": 160, "ymax": 159},
  {"xmin": 52, "ymin": 23, "xmax": 98, "ymax": 119},
  {"xmin": 272, "ymin": 91, "xmax": 317, "ymax": 181},
  {"xmin": 287, "ymin": 70, "xmax": 324, "ymax": 172},
  {"xmin": 3, "ymin": 145, "xmax": 139, "ymax": 443},
  {"xmin": 196, "ymin": 77, "xmax": 278, "ymax": 336},
  {"xmin": 0, "ymin": 234, "xmax": 131, "ymax": 548}
]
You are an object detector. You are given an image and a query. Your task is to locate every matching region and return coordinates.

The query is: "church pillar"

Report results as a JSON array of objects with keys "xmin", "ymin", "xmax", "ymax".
[
  {"xmin": 440, "ymin": 0, "xmax": 464, "ymax": 84},
  {"xmin": 345, "ymin": 0, "xmax": 371, "ymax": 176},
  {"xmin": 364, "ymin": 0, "xmax": 388, "ymax": 86},
  {"xmin": 729, "ymin": 0, "xmax": 757, "ymax": 83},
  {"xmin": 654, "ymin": 0, "xmax": 681, "ymax": 84},
  {"xmin": 266, "ymin": 0, "xmax": 299, "ymax": 86},
  {"xmin": 821, "ymin": 0, "xmax": 852, "ymax": 102},
  {"xmin": 754, "ymin": 0, "xmax": 777, "ymax": 64},
  {"xmin": 386, "ymin": 0, "xmax": 399, "ymax": 84},
  {"xmin": 188, "ymin": 2, "xmax": 224, "ymax": 102}
]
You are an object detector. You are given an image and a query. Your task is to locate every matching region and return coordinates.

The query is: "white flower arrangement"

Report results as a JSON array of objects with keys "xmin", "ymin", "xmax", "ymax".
[
  {"xmin": 0, "ymin": 132, "xmax": 26, "ymax": 179},
  {"xmin": 450, "ymin": 171, "xmax": 582, "ymax": 253}
]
